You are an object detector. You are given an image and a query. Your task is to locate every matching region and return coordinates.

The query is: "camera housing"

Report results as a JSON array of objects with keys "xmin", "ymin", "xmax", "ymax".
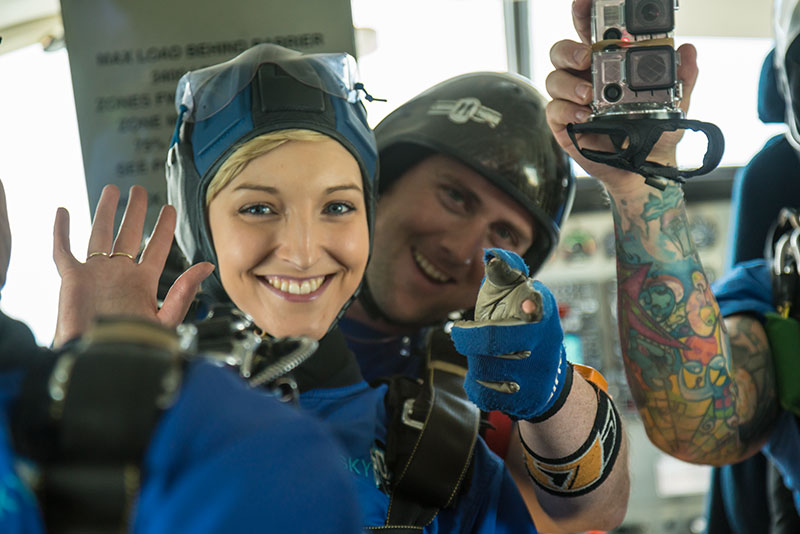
[
  {"xmin": 590, "ymin": 0, "xmax": 682, "ymax": 119},
  {"xmin": 592, "ymin": 0, "xmax": 678, "ymax": 42},
  {"xmin": 592, "ymin": 44, "xmax": 682, "ymax": 118}
]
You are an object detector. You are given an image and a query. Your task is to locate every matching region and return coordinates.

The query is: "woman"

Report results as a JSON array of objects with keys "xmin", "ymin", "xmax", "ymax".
[{"xmin": 54, "ymin": 44, "xmax": 537, "ymax": 533}]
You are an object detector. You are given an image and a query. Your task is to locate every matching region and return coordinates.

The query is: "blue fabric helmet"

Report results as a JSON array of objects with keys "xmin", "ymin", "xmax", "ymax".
[{"xmin": 166, "ymin": 44, "xmax": 378, "ymax": 309}]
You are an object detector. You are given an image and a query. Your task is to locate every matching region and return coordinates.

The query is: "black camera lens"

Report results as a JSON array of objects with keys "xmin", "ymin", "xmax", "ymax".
[
  {"xmin": 641, "ymin": 3, "xmax": 661, "ymax": 22},
  {"xmin": 603, "ymin": 84, "xmax": 623, "ymax": 103},
  {"xmin": 604, "ymin": 28, "xmax": 623, "ymax": 40},
  {"xmin": 626, "ymin": 46, "xmax": 676, "ymax": 91},
  {"xmin": 626, "ymin": 0, "xmax": 674, "ymax": 35}
]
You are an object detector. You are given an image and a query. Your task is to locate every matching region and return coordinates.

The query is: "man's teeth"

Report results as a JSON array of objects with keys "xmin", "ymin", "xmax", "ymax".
[
  {"xmin": 267, "ymin": 276, "xmax": 325, "ymax": 295},
  {"xmin": 412, "ymin": 250, "xmax": 450, "ymax": 282}
]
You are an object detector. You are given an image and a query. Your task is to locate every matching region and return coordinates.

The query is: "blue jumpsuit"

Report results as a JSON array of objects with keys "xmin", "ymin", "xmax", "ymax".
[
  {"xmin": 711, "ymin": 260, "xmax": 800, "ymax": 514},
  {"xmin": 0, "ymin": 312, "xmax": 363, "ymax": 533},
  {"xmin": 296, "ymin": 328, "xmax": 538, "ymax": 533},
  {"xmin": 0, "ymin": 313, "xmax": 46, "ymax": 533},
  {"xmin": 338, "ymin": 316, "xmax": 428, "ymax": 383}
]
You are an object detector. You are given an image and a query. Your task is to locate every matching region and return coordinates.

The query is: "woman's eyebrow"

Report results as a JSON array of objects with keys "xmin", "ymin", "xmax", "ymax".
[
  {"xmin": 232, "ymin": 184, "xmax": 361, "ymax": 194},
  {"xmin": 325, "ymin": 184, "xmax": 362, "ymax": 194},
  {"xmin": 233, "ymin": 183, "xmax": 279, "ymax": 194}
]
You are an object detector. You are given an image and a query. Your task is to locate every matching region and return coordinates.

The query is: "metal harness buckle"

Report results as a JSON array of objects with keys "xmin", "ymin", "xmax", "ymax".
[
  {"xmin": 770, "ymin": 208, "xmax": 800, "ymax": 317},
  {"xmin": 401, "ymin": 398, "xmax": 425, "ymax": 430}
]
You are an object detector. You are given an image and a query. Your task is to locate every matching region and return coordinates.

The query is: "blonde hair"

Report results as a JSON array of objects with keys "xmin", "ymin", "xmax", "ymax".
[{"xmin": 206, "ymin": 129, "xmax": 331, "ymax": 205}]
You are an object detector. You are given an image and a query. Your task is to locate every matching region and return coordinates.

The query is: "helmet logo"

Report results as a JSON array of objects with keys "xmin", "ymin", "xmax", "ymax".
[{"xmin": 428, "ymin": 98, "xmax": 502, "ymax": 128}]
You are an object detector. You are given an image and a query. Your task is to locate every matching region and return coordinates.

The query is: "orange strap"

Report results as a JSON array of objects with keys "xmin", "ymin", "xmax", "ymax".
[{"xmin": 573, "ymin": 364, "xmax": 609, "ymax": 395}]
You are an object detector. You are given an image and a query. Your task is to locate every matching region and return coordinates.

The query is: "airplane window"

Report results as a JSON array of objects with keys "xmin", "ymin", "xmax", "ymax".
[
  {"xmin": 0, "ymin": 44, "xmax": 91, "ymax": 344},
  {"xmin": 671, "ymin": 36, "xmax": 786, "ymax": 168},
  {"xmin": 351, "ymin": 0, "xmax": 509, "ymax": 127}
]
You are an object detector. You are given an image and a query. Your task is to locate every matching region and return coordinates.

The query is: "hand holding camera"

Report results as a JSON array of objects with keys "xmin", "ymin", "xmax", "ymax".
[{"xmin": 547, "ymin": 0, "xmax": 721, "ymax": 191}]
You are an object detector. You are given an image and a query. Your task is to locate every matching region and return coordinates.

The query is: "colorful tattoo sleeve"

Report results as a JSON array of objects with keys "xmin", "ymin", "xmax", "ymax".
[{"xmin": 611, "ymin": 184, "xmax": 777, "ymax": 463}]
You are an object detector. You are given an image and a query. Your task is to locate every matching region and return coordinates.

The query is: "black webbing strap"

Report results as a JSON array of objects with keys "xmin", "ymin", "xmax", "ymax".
[
  {"xmin": 567, "ymin": 118, "xmax": 725, "ymax": 190},
  {"xmin": 35, "ymin": 464, "xmax": 140, "ymax": 534},
  {"xmin": 12, "ymin": 318, "xmax": 184, "ymax": 534},
  {"xmin": 372, "ymin": 328, "xmax": 480, "ymax": 530}
]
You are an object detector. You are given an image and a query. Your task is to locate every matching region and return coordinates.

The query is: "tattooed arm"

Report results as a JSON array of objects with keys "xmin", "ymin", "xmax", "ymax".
[
  {"xmin": 607, "ymin": 185, "xmax": 778, "ymax": 465},
  {"xmin": 545, "ymin": 0, "xmax": 779, "ymax": 465}
]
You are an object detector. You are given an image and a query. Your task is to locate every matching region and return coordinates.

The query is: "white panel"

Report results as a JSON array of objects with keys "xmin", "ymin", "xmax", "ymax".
[
  {"xmin": 59, "ymin": 0, "xmax": 356, "ymax": 230},
  {"xmin": 676, "ymin": 0, "xmax": 773, "ymax": 38}
]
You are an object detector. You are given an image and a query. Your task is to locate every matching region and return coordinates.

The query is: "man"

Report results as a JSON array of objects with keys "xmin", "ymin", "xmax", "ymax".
[
  {"xmin": 545, "ymin": 0, "xmax": 799, "ymax": 518},
  {"xmin": 340, "ymin": 72, "xmax": 630, "ymax": 532}
]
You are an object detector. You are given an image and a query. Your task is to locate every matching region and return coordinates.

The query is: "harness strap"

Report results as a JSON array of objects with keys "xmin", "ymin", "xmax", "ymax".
[
  {"xmin": 12, "ymin": 318, "xmax": 185, "ymax": 534},
  {"xmin": 374, "ymin": 328, "xmax": 480, "ymax": 530},
  {"xmin": 766, "ymin": 209, "xmax": 800, "ymax": 417}
]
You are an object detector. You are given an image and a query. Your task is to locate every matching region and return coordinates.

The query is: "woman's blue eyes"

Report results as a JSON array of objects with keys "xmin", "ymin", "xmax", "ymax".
[
  {"xmin": 240, "ymin": 204, "xmax": 273, "ymax": 216},
  {"xmin": 239, "ymin": 202, "xmax": 355, "ymax": 216},
  {"xmin": 324, "ymin": 202, "xmax": 355, "ymax": 215}
]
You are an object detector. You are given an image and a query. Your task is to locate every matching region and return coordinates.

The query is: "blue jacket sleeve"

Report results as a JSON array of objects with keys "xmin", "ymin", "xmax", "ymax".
[
  {"xmin": 462, "ymin": 440, "xmax": 538, "ymax": 534},
  {"xmin": 0, "ymin": 312, "xmax": 45, "ymax": 533},
  {"xmin": 134, "ymin": 360, "xmax": 363, "ymax": 534},
  {"xmin": 711, "ymin": 260, "xmax": 774, "ymax": 320},
  {"xmin": 0, "ymin": 421, "xmax": 45, "ymax": 534}
]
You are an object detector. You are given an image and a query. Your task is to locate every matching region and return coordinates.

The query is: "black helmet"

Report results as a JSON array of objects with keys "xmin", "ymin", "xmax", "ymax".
[
  {"xmin": 167, "ymin": 44, "xmax": 378, "ymax": 311},
  {"xmin": 375, "ymin": 72, "xmax": 574, "ymax": 273}
]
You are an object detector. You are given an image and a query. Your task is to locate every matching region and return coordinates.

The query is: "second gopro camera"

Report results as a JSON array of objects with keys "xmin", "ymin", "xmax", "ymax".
[{"xmin": 591, "ymin": 0, "xmax": 681, "ymax": 119}]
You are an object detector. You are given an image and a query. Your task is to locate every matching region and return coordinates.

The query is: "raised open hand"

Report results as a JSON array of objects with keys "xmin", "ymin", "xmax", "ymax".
[
  {"xmin": 52, "ymin": 184, "xmax": 214, "ymax": 347},
  {"xmin": 545, "ymin": 0, "xmax": 699, "ymax": 195}
]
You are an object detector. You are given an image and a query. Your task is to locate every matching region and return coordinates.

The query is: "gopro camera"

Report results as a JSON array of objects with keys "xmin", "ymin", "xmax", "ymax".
[
  {"xmin": 592, "ymin": 0, "xmax": 677, "ymax": 42},
  {"xmin": 568, "ymin": 0, "xmax": 723, "ymax": 188},
  {"xmin": 590, "ymin": 0, "xmax": 682, "ymax": 119}
]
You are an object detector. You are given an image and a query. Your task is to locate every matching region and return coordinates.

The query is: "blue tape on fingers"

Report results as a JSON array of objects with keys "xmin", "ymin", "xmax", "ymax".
[{"xmin": 451, "ymin": 277, "xmax": 569, "ymax": 419}]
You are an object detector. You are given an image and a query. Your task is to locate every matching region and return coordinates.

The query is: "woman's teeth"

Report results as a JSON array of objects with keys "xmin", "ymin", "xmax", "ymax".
[
  {"xmin": 266, "ymin": 276, "xmax": 325, "ymax": 295},
  {"xmin": 412, "ymin": 249, "xmax": 450, "ymax": 282}
]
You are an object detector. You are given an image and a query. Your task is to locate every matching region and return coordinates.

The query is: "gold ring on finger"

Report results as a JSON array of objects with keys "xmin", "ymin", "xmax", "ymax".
[
  {"xmin": 110, "ymin": 252, "xmax": 136, "ymax": 261},
  {"xmin": 87, "ymin": 251, "xmax": 109, "ymax": 259}
]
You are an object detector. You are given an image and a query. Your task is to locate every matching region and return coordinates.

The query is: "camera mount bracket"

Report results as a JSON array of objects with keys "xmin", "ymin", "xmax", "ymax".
[{"xmin": 566, "ymin": 118, "xmax": 725, "ymax": 190}]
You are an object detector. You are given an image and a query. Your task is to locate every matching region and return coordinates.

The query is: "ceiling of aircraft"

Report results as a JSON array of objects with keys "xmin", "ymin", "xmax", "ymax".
[
  {"xmin": 0, "ymin": 0, "xmax": 775, "ymax": 58},
  {"xmin": 0, "ymin": 0, "xmax": 60, "ymax": 54}
]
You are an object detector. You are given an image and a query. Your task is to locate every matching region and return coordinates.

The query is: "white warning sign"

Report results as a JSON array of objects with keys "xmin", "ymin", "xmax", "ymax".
[{"xmin": 60, "ymin": 0, "xmax": 356, "ymax": 228}]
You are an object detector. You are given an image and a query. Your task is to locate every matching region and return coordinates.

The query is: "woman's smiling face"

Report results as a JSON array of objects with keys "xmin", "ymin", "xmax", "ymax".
[{"xmin": 207, "ymin": 137, "xmax": 369, "ymax": 339}]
